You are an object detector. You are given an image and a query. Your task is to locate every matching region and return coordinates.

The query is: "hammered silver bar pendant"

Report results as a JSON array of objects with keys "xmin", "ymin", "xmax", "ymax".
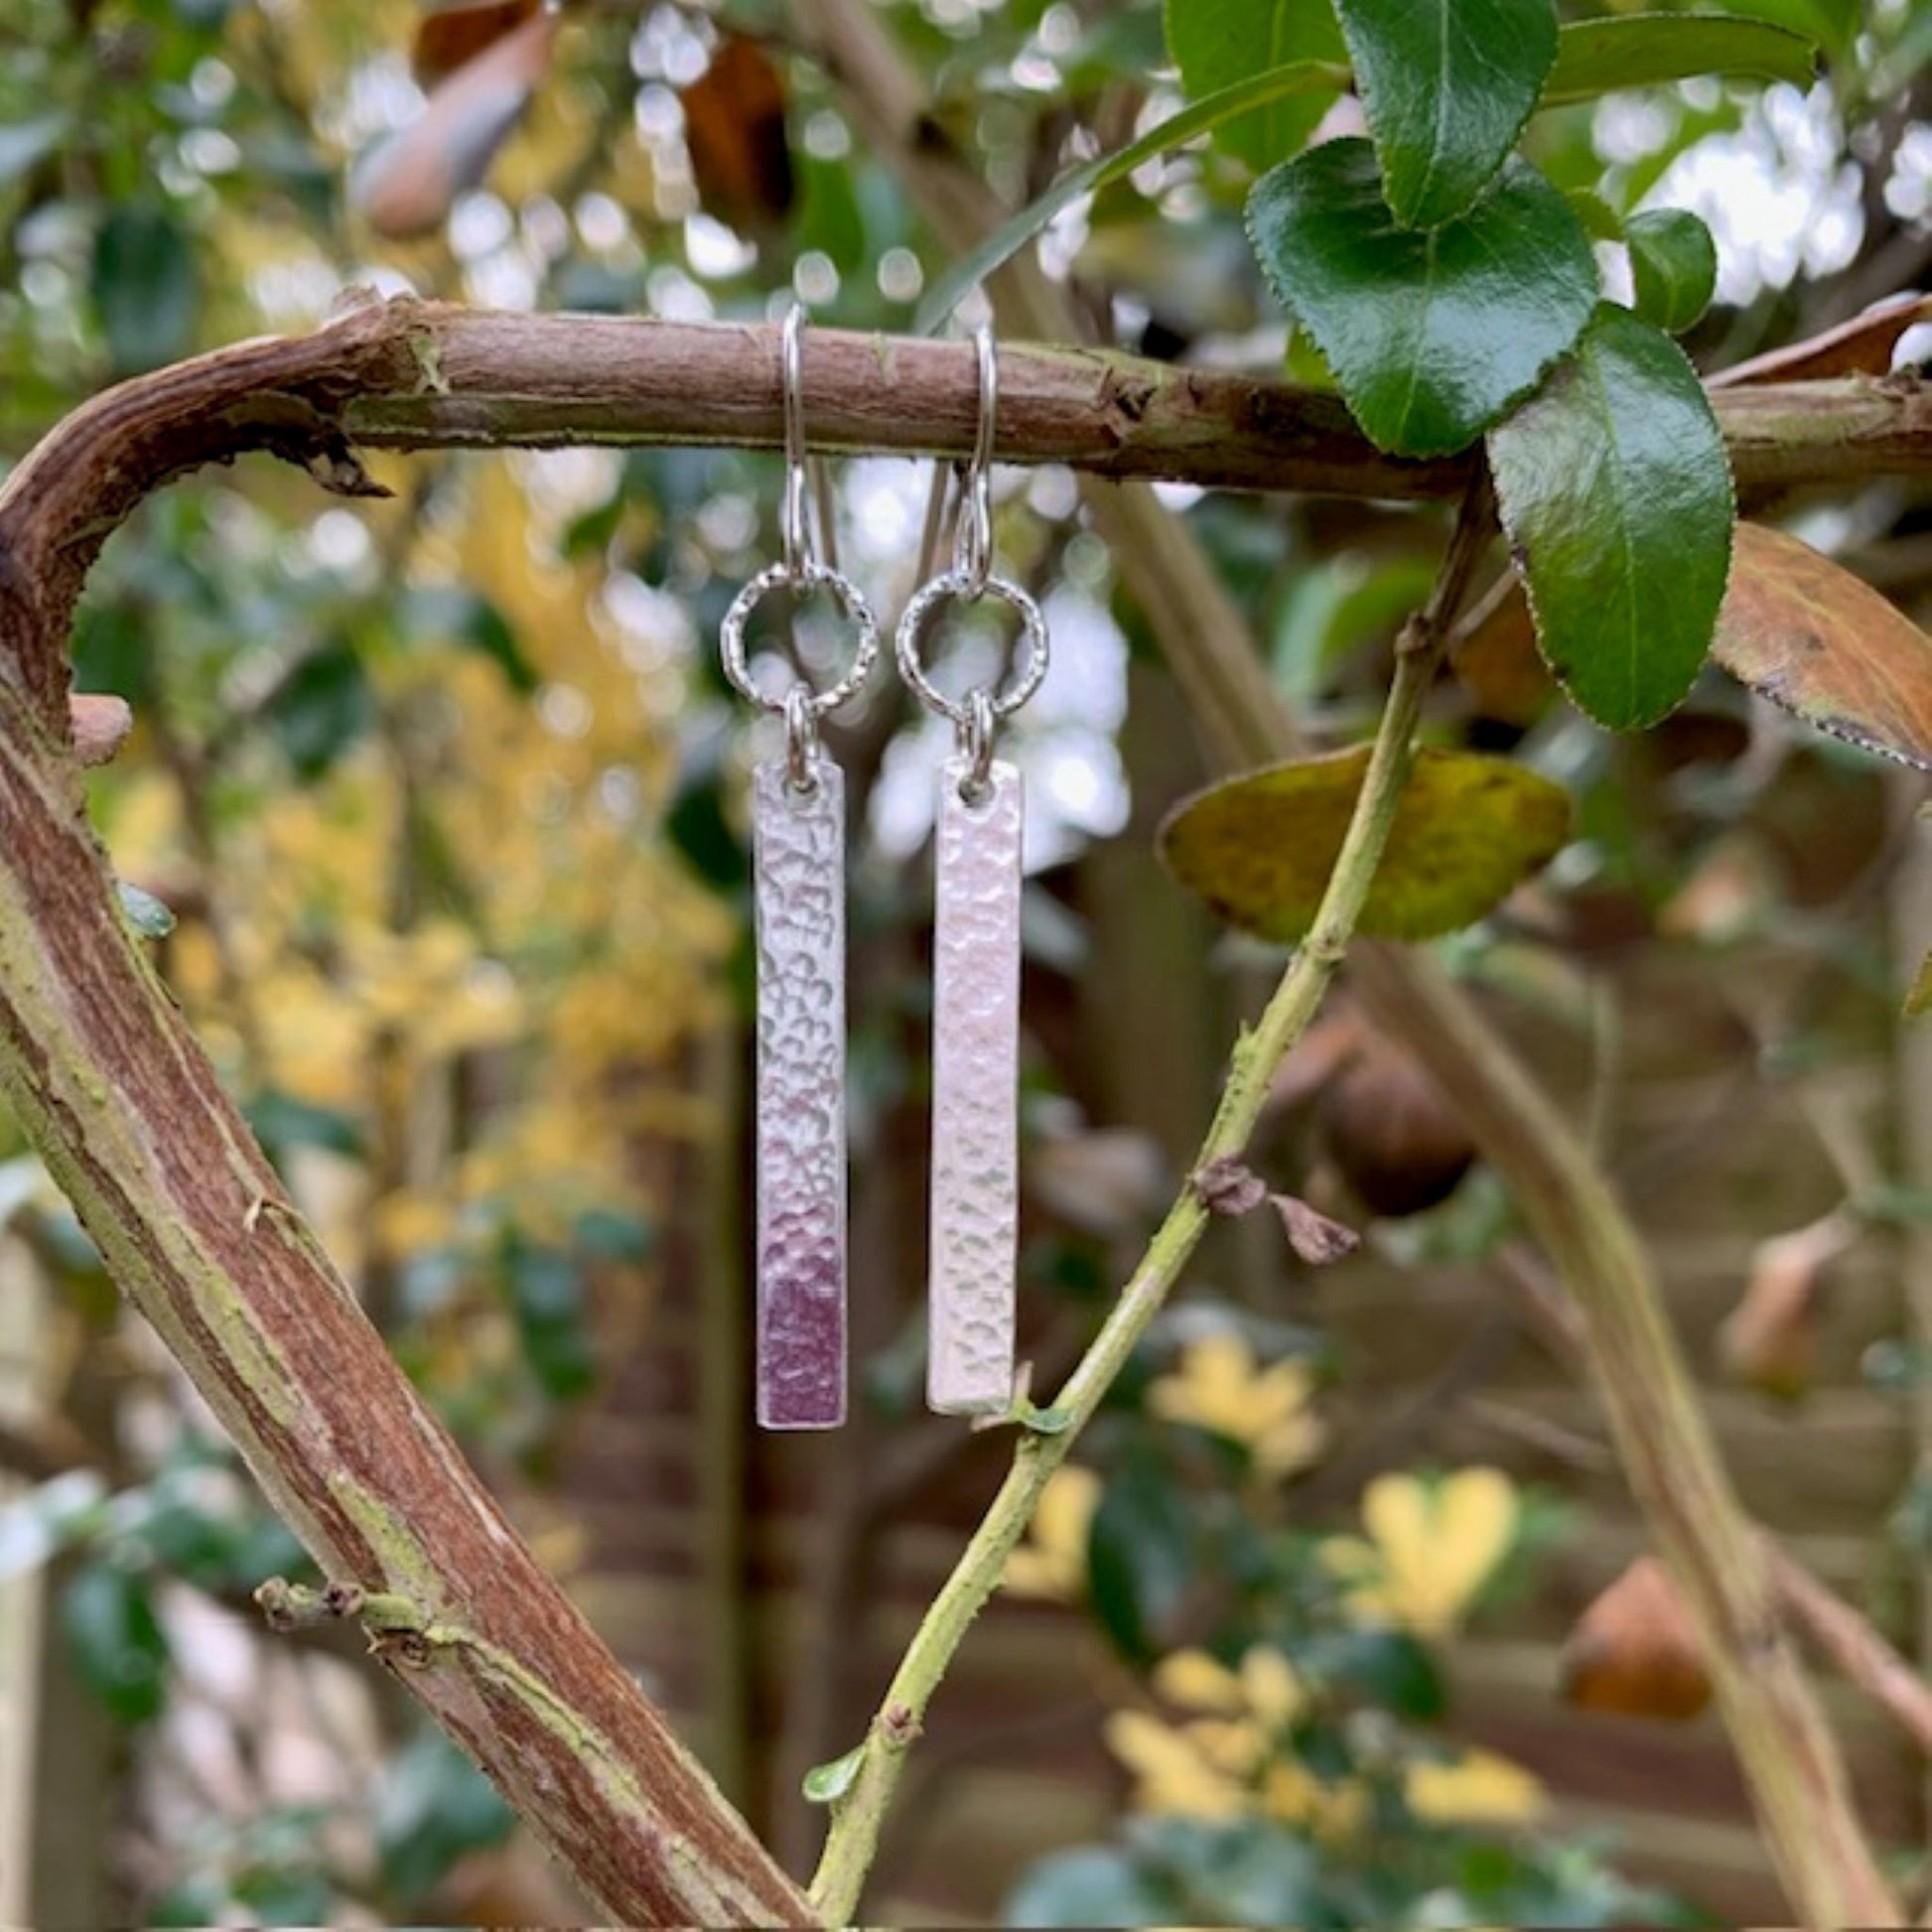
[
  {"xmin": 927, "ymin": 755, "xmax": 1024, "ymax": 1415},
  {"xmin": 753, "ymin": 758, "xmax": 847, "ymax": 1429}
]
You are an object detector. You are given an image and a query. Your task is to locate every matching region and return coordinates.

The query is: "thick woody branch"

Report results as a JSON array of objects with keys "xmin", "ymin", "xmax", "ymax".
[
  {"xmin": 2, "ymin": 295, "xmax": 1930, "ymax": 722},
  {"xmin": 0, "ymin": 632, "xmax": 808, "ymax": 1919}
]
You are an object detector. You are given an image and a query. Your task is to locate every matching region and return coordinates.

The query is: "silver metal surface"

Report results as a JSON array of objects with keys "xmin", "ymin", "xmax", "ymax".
[
  {"xmin": 926, "ymin": 755, "xmax": 1024, "ymax": 1415},
  {"xmin": 720, "ymin": 560, "xmax": 880, "ymax": 718},
  {"xmin": 753, "ymin": 758, "xmax": 847, "ymax": 1429},
  {"xmin": 894, "ymin": 568, "xmax": 1049, "ymax": 729}
]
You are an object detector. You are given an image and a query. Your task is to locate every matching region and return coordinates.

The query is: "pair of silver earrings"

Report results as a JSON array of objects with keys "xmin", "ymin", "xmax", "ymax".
[{"xmin": 719, "ymin": 306, "xmax": 1047, "ymax": 1430}]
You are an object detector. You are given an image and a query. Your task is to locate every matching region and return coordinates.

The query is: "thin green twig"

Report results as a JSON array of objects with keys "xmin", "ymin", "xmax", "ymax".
[{"xmin": 806, "ymin": 484, "xmax": 1492, "ymax": 1925}]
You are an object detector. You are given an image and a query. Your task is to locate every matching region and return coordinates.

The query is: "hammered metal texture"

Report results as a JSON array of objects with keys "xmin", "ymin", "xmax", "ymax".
[
  {"xmin": 927, "ymin": 757, "xmax": 1023, "ymax": 1415},
  {"xmin": 753, "ymin": 759, "xmax": 846, "ymax": 1429}
]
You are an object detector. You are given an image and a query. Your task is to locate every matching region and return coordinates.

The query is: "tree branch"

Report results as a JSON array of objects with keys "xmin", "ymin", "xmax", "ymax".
[
  {"xmin": 1, "ymin": 295, "xmax": 1928, "ymax": 724},
  {"xmin": 0, "ymin": 595, "xmax": 808, "ymax": 1922}
]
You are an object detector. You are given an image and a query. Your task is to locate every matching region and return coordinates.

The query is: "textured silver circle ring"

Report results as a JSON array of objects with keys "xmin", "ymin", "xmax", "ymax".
[
  {"xmin": 894, "ymin": 568, "xmax": 1048, "ymax": 729},
  {"xmin": 719, "ymin": 561, "xmax": 881, "ymax": 718}
]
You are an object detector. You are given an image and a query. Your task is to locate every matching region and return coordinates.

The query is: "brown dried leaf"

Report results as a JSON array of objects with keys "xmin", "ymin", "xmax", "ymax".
[
  {"xmin": 678, "ymin": 37, "xmax": 795, "ymax": 238},
  {"xmin": 1712, "ymin": 522, "xmax": 1932, "ymax": 771},
  {"xmin": 1710, "ymin": 292, "xmax": 1932, "ymax": 387},
  {"xmin": 413, "ymin": 0, "xmax": 541, "ymax": 85},
  {"xmin": 1562, "ymin": 1555, "xmax": 1711, "ymax": 1722},
  {"xmin": 1718, "ymin": 1212, "xmax": 1856, "ymax": 1399},
  {"xmin": 1271, "ymin": 1193, "xmax": 1359, "ymax": 1265},
  {"xmin": 1192, "ymin": 1155, "xmax": 1267, "ymax": 1218},
  {"xmin": 354, "ymin": 9, "xmax": 560, "ymax": 238},
  {"xmin": 1451, "ymin": 577, "xmax": 1550, "ymax": 725}
]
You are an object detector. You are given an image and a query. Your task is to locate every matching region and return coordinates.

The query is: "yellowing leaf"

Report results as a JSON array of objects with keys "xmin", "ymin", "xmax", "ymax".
[
  {"xmin": 1713, "ymin": 522, "xmax": 1932, "ymax": 771},
  {"xmin": 1001, "ymin": 1464, "xmax": 1101, "ymax": 1601},
  {"xmin": 1159, "ymin": 748, "xmax": 1570, "ymax": 944},
  {"xmin": 1404, "ymin": 1748, "xmax": 1546, "ymax": 1825},
  {"xmin": 1329, "ymin": 1466, "xmax": 1520, "ymax": 1636},
  {"xmin": 1237, "ymin": 1645, "xmax": 1304, "ymax": 1728},
  {"xmin": 1147, "ymin": 1333, "xmax": 1326, "ymax": 1479},
  {"xmin": 1908, "ymin": 950, "xmax": 1931, "ymax": 1021}
]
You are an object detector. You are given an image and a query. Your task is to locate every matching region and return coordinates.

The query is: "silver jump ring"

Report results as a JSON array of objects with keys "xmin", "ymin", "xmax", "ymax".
[
  {"xmin": 721, "ymin": 560, "xmax": 882, "ymax": 719},
  {"xmin": 951, "ymin": 324, "xmax": 997, "ymax": 594},
  {"xmin": 895, "ymin": 568, "xmax": 1048, "ymax": 729},
  {"xmin": 782, "ymin": 684, "xmax": 820, "ymax": 791},
  {"xmin": 959, "ymin": 687, "xmax": 997, "ymax": 799}
]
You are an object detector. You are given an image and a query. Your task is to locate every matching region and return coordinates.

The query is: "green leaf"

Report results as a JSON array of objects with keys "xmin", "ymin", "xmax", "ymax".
[
  {"xmin": 1165, "ymin": 0, "xmax": 1346, "ymax": 176},
  {"xmin": 1625, "ymin": 207, "xmax": 1718, "ymax": 333},
  {"xmin": 1543, "ymin": 15, "xmax": 1817, "ymax": 104},
  {"xmin": 1909, "ymin": 952, "xmax": 1932, "ymax": 1021},
  {"xmin": 1334, "ymin": 0, "xmax": 1557, "ymax": 228},
  {"xmin": 1245, "ymin": 141, "xmax": 1596, "ymax": 457},
  {"xmin": 1086, "ymin": 1457, "xmax": 1197, "ymax": 1662},
  {"xmin": 117, "ymin": 880, "xmax": 177, "ymax": 940},
  {"xmin": 62, "ymin": 1560, "xmax": 171, "ymax": 1725},
  {"xmin": 1020, "ymin": 1403, "xmax": 1075, "ymax": 1436},
  {"xmin": 266, "ymin": 638, "xmax": 373, "ymax": 781},
  {"xmin": 1007, "ymin": 1848, "xmax": 1175, "ymax": 1929},
  {"xmin": 91, "ymin": 202, "xmax": 201, "ymax": 375},
  {"xmin": 375, "ymin": 1728, "xmax": 514, "ymax": 1906},
  {"xmin": 802, "ymin": 1742, "xmax": 867, "ymax": 1804},
  {"xmin": 914, "ymin": 60, "xmax": 1346, "ymax": 334},
  {"xmin": 1160, "ymin": 747, "xmax": 1571, "ymax": 942},
  {"xmin": 502, "ymin": 1241, "xmax": 597, "ymax": 1401},
  {"xmin": 1488, "ymin": 304, "xmax": 1733, "ymax": 729},
  {"xmin": 1711, "ymin": 523, "xmax": 1932, "ymax": 771}
]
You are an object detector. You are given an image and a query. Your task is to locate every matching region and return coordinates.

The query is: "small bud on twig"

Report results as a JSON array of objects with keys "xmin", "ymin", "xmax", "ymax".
[{"xmin": 1191, "ymin": 1155, "xmax": 1267, "ymax": 1217}]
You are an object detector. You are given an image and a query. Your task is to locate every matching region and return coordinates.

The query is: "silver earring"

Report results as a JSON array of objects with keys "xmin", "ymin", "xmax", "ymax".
[
  {"xmin": 897, "ymin": 325, "xmax": 1048, "ymax": 1416},
  {"xmin": 720, "ymin": 302, "xmax": 880, "ymax": 1430}
]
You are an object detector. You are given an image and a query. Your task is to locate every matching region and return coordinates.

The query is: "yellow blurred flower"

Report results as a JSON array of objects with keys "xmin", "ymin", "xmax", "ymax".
[
  {"xmin": 1114, "ymin": 1643, "xmax": 1365, "ymax": 1842},
  {"xmin": 1148, "ymin": 1332, "xmax": 1326, "ymax": 1480},
  {"xmin": 1322, "ymin": 1466, "xmax": 1520, "ymax": 1638},
  {"xmin": 1002, "ymin": 1464, "xmax": 1101, "ymax": 1601},
  {"xmin": 1103, "ymin": 1710, "xmax": 1249, "ymax": 1822},
  {"xmin": 1404, "ymin": 1747, "xmax": 1546, "ymax": 1826}
]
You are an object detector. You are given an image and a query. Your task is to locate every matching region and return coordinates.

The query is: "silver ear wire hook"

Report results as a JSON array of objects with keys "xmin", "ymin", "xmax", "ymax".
[
  {"xmin": 780, "ymin": 301, "xmax": 811, "ymax": 577},
  {"xmin": 952, "ymin": 324, "xmax": 997, "ymax": 595}
]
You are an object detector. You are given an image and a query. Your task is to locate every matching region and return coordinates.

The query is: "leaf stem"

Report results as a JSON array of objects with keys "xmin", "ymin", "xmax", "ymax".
[{"xmin": 805, "ymin": 483, "xmax": 1491, "ymax": 1925}]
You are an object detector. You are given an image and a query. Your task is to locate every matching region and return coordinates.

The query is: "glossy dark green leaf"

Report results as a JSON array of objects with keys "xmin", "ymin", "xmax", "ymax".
[
  {"xmin": 1161, "ymin": 747, "xmax": 1571, "ymax": 941},
  {"xmin": 62, "ymin": 1561, "xmax": 171, "ymax": 1725},
  {"xmin": 1626, "ymin": 207, "xmax": 1717, "ymax": 333},
  {"xmin": 916, "ymin": 60, "xmax": 1347, "ymax": 333},
  {"xmin": 503, "ymin": 1241, "xmax": 597, "ymax": 1401},
  {"xmin": 266, "ymin": 638, "xmax": 373, "ymax": 781},
  {"xmin": 1543, "ymin": 15, "xmax": 1817, "ymax": 103},
  {"xmin": 1245, "ymin": 141, "xmax": 1596, "ymax": 456},
  {"xmin": 1166, "ymin": 0, "xmax": 1345, "ymax": 175},
  {"xmin": 1335, "ymin": 0, "xmax": 1557, "ymax": 227},
  {"xmin": 117, "ymin": 880, "xmax": 177, "ymax": 940},
  {"xmin": 1489, "ymin": 304, "xmax": 1733, "ymax": 729},
  {"xmin": 91, "ymin": 203, "xmax": 201, "ymax": 374},
  {"xmin": 1086, "ymin": 1458, "xmax": 1197, "ymax": 1663},
  {"xmin": 802, "ymin": 1742, "xmax": 867, "ymax": 1804}
]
